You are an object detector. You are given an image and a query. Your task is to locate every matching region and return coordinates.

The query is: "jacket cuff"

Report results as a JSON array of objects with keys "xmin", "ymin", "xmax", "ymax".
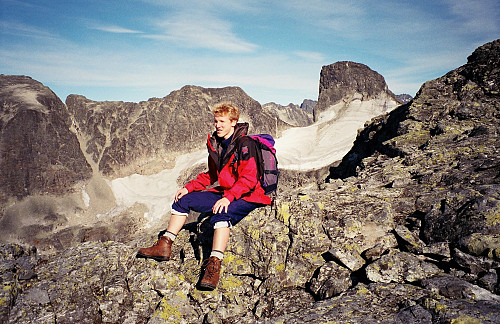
[
  {"xmin": 184, "ymin": 183, "xmax": 194, "ymax": 193},
  {"xmin": 223, "ymin": 192, "xmax": 235, "ymax": 202}
]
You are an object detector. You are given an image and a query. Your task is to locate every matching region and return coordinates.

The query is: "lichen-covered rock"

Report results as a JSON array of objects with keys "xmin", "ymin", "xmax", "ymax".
[
  {"xmin": 422, "ymin": 297, "xmax": 500, "ymax": 324},
  {"xmin": 365, "ymin": 251, "xmax": 442, "ymax": 283},
  {"xmin": 308, "ymin": 261, "xmax": 352, "ymax": 299},
  {"xmin": 394, "ymin": 224, "xmax": 426, "ymax": 254},
  {"xmin": 257, "ymin": 283, "xmax": 429, "ymax": 323},
  {"xmin": 460, "ymin": 233, "xmax": 500, "ymax": 259},
  {"xmin": 422, "ymin": 274, "xmax": 500, "ymax": 303},
  {"xmin": 0, "ymin": 244, "xmax": 38, "ymax": 323}
]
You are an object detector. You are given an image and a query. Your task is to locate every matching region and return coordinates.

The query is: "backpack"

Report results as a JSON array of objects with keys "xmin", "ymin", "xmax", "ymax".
[{"xmin": 232, "ymin": 134, "xmax": 279, "ymax": 196}]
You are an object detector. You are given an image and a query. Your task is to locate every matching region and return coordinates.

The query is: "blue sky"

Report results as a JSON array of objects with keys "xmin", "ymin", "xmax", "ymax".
[{"xmin": 1, "ymin": 0, "xmax": 499, "ymax": 105}]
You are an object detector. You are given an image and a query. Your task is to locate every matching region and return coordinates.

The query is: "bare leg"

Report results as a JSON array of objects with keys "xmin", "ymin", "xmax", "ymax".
[
  {"xmin": 166, "ymin": 214, "xmax": 187, "ymax": 235},
  {"xmin": 212, "ymin": 227, "xmax": 230, "ymax": 253}
]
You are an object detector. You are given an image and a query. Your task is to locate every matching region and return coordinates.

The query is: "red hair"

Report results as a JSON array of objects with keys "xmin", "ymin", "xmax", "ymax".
[{"xmin": 212, "ymin": 102, "xmax": 240, "ymax": 121}]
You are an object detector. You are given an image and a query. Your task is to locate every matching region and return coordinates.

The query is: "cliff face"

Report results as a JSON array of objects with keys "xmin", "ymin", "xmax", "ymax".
[
  {"xmin": 0, "ymin": 76, "xmax": 92, "ymax": 201},
  {"xmin": 315, "ymin": 61, "xmax": 399, "ymax": 121}
]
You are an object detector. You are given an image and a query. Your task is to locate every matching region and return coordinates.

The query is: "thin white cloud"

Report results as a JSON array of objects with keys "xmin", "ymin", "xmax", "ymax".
[
  {"xmin": 282, "ymin": 0, "xmax": 366, "ymax": 37},
  {"xmin": 140, "ymin": 0, "xmax": 258, "ymax": 13},
  {"xmin": 146, "ymin": 11, "xmax": 258, "ymax": 53},
  {"xmin": 294, "ymin": 51, "xmax": 325, "ymax": 62},
  {"xmin": 0, "ymin": 21, "xmax": 57, "ymax": 39},
  {"xmin": 90, "ymin": 25, "xmax": 143, "ymax": 34},
  {"xmin": 444, "ymin": 0, "xmax": 500, "ymax": 34},
  {"xmin": 2, "ymin": 0, "xmax": 44, "ymax": 9}
]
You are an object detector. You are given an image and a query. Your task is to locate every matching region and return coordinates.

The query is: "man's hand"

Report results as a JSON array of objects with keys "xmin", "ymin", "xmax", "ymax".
[
  {"xmin": 213, "ymin": 197, "xmax": 231, "ymax": 214},
  {"xmin": 174, "ymin": 187, "xmax": 189, "ymax": 202}
]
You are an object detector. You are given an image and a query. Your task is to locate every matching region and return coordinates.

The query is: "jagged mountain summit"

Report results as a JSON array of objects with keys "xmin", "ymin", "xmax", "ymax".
[
  {"xmin": 262, "ymin": 101, "xmax": 314, "ymax": 127},
  {"xmin": 1, "ymin": 39, "xmax": 499, "ymax": 323},
  {"xmin": 300, "ymin": 99, "xmax": 316, "ymax": 114},
  {"xmin": 396, "ymin": 93, "xmax": 413, "ymax": 103},
  {"xmin": 314, "ymin": 61, "xmax": 399, "ymax": 122}
]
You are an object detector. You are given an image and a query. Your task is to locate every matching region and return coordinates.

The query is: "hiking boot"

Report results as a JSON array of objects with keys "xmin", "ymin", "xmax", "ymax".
[
  {"xmin": 199, "ymin": 256, "xmax": 222, "ymax": 290},
  {"xmin": 136, "ymin": 236, "xmax": 173, "ymax": 261}
]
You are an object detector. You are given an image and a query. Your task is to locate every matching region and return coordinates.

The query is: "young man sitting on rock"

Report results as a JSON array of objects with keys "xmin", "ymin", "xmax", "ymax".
[{"xmin": 137, "ymin": 102, "xmax": 271, "ymax": 290}]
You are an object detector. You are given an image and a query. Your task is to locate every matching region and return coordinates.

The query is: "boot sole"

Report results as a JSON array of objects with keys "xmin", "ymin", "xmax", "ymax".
[
  {"xmin": 136, "ymin": 252, "xmax": 170, "ymax": 262},
  {"xmin": 198, "ymin": 282, "xmax": 216, "ymax": 290}
]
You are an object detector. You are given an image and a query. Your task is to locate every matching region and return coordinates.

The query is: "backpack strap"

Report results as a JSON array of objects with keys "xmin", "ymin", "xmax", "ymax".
[{"xmin": 230, "ymin": 135, "xmax": 263, "ymax": 179}]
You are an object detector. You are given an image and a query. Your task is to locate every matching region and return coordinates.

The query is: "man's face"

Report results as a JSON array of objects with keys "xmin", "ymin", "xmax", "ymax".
[{"xmin": 214, "ymin": 114, "xmax": 237, "ymax": 139}]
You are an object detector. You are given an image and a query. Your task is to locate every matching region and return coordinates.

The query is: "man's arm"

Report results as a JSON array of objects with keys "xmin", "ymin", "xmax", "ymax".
[{"xmin": 184, "ymin": 156, "xmax": 218, "ymax": 192}]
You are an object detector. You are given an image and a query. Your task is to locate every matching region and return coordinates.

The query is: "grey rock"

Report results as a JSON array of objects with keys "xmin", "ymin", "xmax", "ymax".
[
  {"xmin": 394, "ymin": 224, "xmax": 426, "ymax": 254},
  {"xmin": 0, "ymin": 75, "xmax": 92, "ymax": 200},
  {"xmin": 327, "ymin": 246, "xmax": 366, "ymax": 271},
  {"xmin": 308, "ymin": 261, "xmax": 352, "ymax": 299},
  {"xmin": 262, "ymin": 102, "xmax": 313, "ymax": 127},
  {"xmin": 365, "ymin": 251, "xmax": 442, "ymax": 283},
  {"xmin": 395, "ymin": 304, "xmax": 433, "ymax": 324},
  {"xmin": 421, "ymin": 274, "xmax": 500, "ymax": 302},
  {"xmin": 452, "ymin": 248, "xmax": 498, "ymax": 275},
  {"xmin": 315, "ymin": 61, "xmax": 399, "ymax": 121}
]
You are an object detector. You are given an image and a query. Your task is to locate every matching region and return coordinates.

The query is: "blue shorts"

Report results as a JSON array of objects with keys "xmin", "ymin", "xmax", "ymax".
[{"xmin": 171, "ymin": 191, "xmax": 261, "ymax": 227}]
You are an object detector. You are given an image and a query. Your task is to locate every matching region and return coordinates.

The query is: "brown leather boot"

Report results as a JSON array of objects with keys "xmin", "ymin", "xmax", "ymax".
[
  {"xmin": 199, "ymin": 256, "xmax": 222, "ymax": 290},
  {"xmin": 136, "ymin": 236, "xmax": 173, "ymax": 261}
]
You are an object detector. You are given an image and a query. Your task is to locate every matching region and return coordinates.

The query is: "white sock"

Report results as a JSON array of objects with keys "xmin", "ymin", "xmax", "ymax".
[
  {"xmin": 210, "ymin": 250, "xmax": 224, "ymax": 260},
  {"xmin": 163, "ymin": 231, "xmax": 176, "ymax": 241}
]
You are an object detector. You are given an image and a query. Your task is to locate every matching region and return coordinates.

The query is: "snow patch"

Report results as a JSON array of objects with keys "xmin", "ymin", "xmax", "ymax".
[
  {"xmin": 108, "ymin": 150, "xmax": 206, "ymax": 225},
  {"xmin": 81, "ymin": 189, "xmax": 90, "ymax": 208},
  {"xmin": 276, "ymin": 97, "xmax": 397, "ymax": 170},
  {"xmin": 5, "ymin": 85, "xmax": 47, "ymax": 111}
]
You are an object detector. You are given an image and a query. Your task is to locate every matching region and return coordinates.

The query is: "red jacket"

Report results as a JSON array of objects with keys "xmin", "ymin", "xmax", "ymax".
[{"xmin": 184, "ymin": 123, "xmax": 271, "ymax": 205}]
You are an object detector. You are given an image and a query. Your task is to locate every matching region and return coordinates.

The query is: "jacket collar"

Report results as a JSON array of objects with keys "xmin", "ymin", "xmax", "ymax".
[{"xmin": 207, "ymin": 122, "xmax": 249, "ymax": 170}]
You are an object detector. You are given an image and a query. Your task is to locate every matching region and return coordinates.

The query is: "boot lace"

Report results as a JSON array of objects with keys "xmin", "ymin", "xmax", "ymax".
[{"xmin": 203, "ymin": 258, "xmax": 219, "ymax": 280}]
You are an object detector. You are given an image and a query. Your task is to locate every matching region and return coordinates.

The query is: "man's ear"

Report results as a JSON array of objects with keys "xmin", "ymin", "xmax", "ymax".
[{"xmin": 231, "ymin": 120, "xmax": 237, "ymax": 126}]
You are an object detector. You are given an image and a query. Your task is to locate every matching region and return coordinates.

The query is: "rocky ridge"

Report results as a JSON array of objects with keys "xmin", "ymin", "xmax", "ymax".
[
  {"xmin": 66, "ymin": 85, "xmax": 286, "ymax": 178},
  {"xmin": 262, "ymin": 101, "xmax": 314, "ymax": 127},
  {"xmin": 0, "ymin": 39, "xmax": 499, "ymax": 323}
]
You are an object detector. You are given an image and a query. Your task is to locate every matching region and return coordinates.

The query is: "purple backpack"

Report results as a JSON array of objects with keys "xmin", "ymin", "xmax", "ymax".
[
  {"xmin": 233, "ymin": 134, "xmax": 279, "ymax": 196},
  {"xmin": 248, "ymin": 134, "xmax": 279, "ymax": 195}
]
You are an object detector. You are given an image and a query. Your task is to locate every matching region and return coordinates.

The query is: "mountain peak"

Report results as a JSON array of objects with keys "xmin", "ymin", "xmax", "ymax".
[{"xmin": 315, "ymin": 61, "xmax": 399, "ymax": 121}]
